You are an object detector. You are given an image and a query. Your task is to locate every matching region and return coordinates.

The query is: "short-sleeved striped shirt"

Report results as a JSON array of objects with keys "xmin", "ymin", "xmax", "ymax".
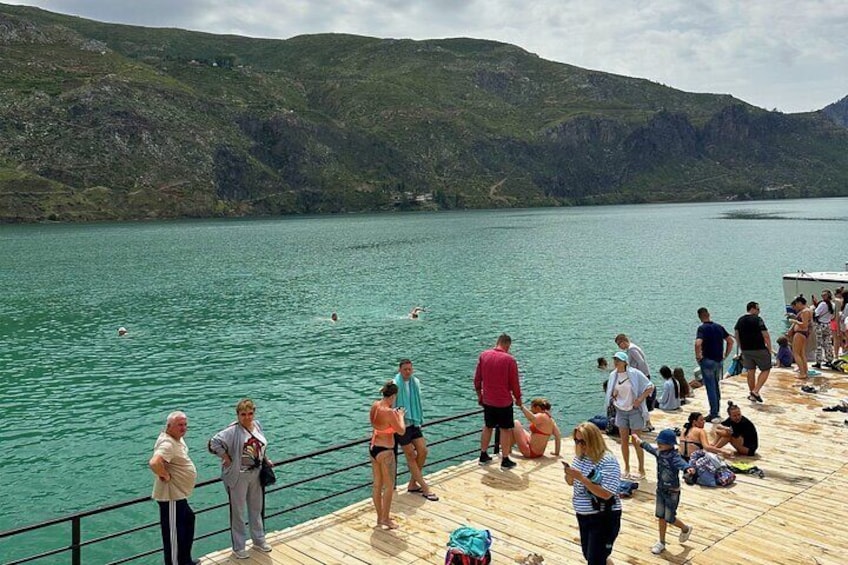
[{"xmin": 571, "ymin": 452, "xmax": 622, "ymax": 514}]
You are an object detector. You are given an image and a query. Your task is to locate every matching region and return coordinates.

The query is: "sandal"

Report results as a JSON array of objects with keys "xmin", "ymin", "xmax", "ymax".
[
  {"xmin": 421, "ymin": 492, "xmax": 439, "ymax": 501},
  {"xmin": 406, "ymin": 487, "xmax": 423, "ymax": 493},
  {"xmin": 801, "ymin": 385, "xmax": 817, "ymax": 393}
]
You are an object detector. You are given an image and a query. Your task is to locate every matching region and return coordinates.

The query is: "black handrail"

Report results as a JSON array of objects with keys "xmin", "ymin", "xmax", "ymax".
[{"xmin": 1, "ymin": 407, "xmax": 486, "ymax": 565}]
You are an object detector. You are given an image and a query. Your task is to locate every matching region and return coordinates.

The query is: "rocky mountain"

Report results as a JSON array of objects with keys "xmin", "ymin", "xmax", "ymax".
[
  {"xmin": 823, "ymin": 96, "xmax": 848, "ymax": 128},
  {"xmin": 1, "ymin": 3, "xmax": 848, "ymax": 222}
]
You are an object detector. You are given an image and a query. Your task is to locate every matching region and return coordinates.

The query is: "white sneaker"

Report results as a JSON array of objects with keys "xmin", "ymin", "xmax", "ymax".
[
  {"xmin": 233, "ymin": 549, "xmax": 250, "ymax": 559},
  {"xmin": 254, "ymin": 542, "xmax": 273, "ymax": 552},
  {"xmin": 651, "ymin": 542, "xmax": 666, "ymax": 555},
  {"xmin": 679, "ymin": 525, "xmax": 693, "ymax": 543},
  {"xmin": 710, "ymin": 416, "xmax": 722, "ymax": 424}
]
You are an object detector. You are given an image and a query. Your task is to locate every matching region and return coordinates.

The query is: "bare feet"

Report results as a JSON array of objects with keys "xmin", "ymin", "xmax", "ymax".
[{"xmin": 379, "ymin": 518, "xmax": 399, "ymax": 530}]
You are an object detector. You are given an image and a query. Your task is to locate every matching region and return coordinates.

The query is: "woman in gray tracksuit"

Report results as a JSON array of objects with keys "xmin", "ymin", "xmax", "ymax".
[{"xmin": 208, "ymin": 398, "xmax": 273, "ymax": 559}]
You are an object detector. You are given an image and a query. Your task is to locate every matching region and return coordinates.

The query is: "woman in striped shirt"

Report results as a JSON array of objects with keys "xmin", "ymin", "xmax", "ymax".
[{"xmin": 563, "ymin": 422, "xmax": 622, "ymax": 565}]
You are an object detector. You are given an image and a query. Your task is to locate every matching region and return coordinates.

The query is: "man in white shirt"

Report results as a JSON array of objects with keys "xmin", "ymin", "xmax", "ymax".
[{"xmin": 149, "ymin": 411, "xmax": 198, "ymax": 565}]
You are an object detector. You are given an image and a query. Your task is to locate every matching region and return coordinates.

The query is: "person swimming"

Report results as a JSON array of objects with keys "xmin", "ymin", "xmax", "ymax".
[
  {"xmin": 331, "ymin": 312, "xmax": 338, "ymax": 322},
  {"xmin": 409, "ymin": 307, "xmax": 425, "ymax": 319},
  {"xmin": 117, "ymin": 327, "xmax": 128, "ymax": 336}
]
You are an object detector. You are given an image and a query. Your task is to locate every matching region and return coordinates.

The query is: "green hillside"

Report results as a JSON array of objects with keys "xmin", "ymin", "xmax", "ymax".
[{"xmin": 1, "ymin": 3, "xmax": 847, "ymax": 222}]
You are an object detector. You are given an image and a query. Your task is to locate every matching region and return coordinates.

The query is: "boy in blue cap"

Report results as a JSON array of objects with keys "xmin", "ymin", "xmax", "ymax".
[{"xmin": 631, "ymin": 429, "xmax": 695, "ymax": 555}]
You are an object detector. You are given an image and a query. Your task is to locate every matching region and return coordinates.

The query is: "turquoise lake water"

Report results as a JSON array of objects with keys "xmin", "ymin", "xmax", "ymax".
[{"xmin": 1, "ymin": 198, "xmax": 846, "ymax": 563}]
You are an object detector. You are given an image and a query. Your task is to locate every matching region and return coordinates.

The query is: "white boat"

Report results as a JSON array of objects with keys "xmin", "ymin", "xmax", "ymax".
[{"xmin": 782, "ymin": 266, "xmax": 848, "ymax": 308}]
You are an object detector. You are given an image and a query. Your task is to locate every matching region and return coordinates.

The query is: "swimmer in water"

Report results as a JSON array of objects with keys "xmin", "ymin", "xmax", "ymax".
[
  {"xmin": 118, "ymin": 327, "xmax": 128, "ymax": 336},
  {"xmin": 409, "ymin": 307, "xmax": 425, "ymax": 319},
  {"xmin": 331, "ymin": 312, "xmax": 338, "ymax": 322}
]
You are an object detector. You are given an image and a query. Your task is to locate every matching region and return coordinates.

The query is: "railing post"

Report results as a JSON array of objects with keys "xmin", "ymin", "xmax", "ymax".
[{"xmin": 71, "ymin": 516, "xmax": 81, "ymax": 565}]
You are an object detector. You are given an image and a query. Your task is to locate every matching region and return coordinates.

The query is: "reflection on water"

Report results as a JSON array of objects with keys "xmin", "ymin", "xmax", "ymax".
[{"xmin": 1, "ymin": 198, "xmax": 846, "ymax": 561}]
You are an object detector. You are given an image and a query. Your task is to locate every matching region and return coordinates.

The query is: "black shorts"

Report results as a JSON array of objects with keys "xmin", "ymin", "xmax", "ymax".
[
  {"xmin": 395, "ymin": 425, "xmax": 424, "ymax": 446},
  {"xmin": 483, "ymin": 404, "xmax": 514, "ymax": 429}
]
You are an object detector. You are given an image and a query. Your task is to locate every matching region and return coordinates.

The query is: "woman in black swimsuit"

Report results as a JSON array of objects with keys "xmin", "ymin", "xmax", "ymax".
[
  {"xmin": 369, "ymin": 381, "xmax": 406, "ymax": 529},
  {"xmin": 680, "ymin": 412, "xmax": 732, "ymax": 460},
  {"xmin": 788, "ymin": 296, "xmax": 812, "ymax": 379}
]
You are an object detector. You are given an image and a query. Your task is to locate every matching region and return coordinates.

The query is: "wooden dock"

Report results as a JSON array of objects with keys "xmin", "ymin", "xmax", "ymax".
[{"xmin": 201, "ymin": 367, "xmax": 848, "ymax": 564}]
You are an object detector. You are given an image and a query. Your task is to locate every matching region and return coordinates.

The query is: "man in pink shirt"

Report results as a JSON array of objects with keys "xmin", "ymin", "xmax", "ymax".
[{"xmin": 474, "ymin": 333, "xmax": 522, "ymax": 469}]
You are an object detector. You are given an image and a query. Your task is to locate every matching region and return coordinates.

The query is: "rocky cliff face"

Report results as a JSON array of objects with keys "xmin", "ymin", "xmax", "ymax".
[
  {"xmin": 1, "ymin": 3, "xmax": 848, "ymax": 222},
  {"xmin": 823, "ymin": 96, "xmax": 848, "ymax": 128}
]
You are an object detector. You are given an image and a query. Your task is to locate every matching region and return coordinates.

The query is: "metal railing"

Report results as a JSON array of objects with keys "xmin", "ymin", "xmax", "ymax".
[{"xmin": 0, "ymin": 408, "xmax": 489, "ymax": 565}]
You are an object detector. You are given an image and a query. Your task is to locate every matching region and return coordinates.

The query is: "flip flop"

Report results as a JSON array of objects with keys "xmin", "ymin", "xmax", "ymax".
[
  {"xmin": 406, "ymin": 487, "xmax": 423, "ymax": 493},
  {"xmin": 421, "ymin": 492, "xmax": 439, "ymax": 501}
]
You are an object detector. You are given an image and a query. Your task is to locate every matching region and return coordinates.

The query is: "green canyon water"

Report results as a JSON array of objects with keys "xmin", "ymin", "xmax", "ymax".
[{"xmin": 2, "ymin": 199, "xmax": 846, "ymax": 563}]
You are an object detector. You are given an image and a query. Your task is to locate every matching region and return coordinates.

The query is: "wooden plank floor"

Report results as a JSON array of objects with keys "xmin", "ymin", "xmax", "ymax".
[{"xmin": 201, "ymin": 367, "xmax": 848, "ymax": 564}]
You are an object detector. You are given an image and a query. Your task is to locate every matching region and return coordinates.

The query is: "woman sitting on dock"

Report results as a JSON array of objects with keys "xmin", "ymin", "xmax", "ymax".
[
  {"xmin": 369, "ymin": 381, "xmax": 406, "ymax": 529},
  {"xmin": 563, "ymin": 422, "xmax": 622, "ymax": 565},
  {"xmin": 656, "ymin": 366, "xmax": 681, "ymax": 411},
  {"xmin": 513, "ymin": 398, "xmax": 561, "ymax": 458},
  {"xmin": 680, "ymin": 412, "xmax": 733, "ymax": 460},
  {"xmin": 787, "ymin": 295, "xmax": 813, "ymax": 379}
]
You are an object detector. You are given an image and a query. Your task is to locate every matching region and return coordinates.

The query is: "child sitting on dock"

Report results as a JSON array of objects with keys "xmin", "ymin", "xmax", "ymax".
[
  {"xmin": 672, "ymin": 367, "xmax": 692, "ymax": 400},
  {"xmin": 632, "ymin": 429, "xmax": 695, "ymax": 555},
  {"xmin": 775, "ymin": 336, "xmax": 793, "ymax": 368},
  {"xmin": 656, "ymin": 366, "xmax": 681, "ymax": 411}
]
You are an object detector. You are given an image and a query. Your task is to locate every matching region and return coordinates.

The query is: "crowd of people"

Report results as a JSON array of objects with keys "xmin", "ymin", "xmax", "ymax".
[{"xmin": 147, "ymin": 291, "xmax": 847, "ymax": 565}]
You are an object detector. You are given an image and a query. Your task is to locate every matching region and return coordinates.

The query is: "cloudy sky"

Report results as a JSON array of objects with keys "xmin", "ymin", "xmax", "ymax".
[{"xmin": 9, "ymin": 0, "xmax": 848, "ymax": 113}]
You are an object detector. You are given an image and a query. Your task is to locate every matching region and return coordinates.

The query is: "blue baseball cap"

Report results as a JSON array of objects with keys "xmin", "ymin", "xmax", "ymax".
[
  {"xmin": 656, "ymin": 429, "xmax": 678, "ymax": 445},
  {"xmin": 613, "ymin": 351, "xmax": 628, "ymax": 363}
]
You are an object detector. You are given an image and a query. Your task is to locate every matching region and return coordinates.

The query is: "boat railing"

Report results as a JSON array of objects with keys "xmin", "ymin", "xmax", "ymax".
[{"xmin": 0, "ymin": 408, "xmax": 488, "ymax": 565}]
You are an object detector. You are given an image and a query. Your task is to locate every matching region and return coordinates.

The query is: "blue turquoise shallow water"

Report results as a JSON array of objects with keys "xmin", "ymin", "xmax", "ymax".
[{"xmin": 1, "ymin": 198, "xmax": 846, "ymax": 562}]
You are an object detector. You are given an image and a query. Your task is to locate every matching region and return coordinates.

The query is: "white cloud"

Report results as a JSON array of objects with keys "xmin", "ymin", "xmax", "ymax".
[{"xmin": 8, "ymin": 0, "xmax": 848, "ymax": 112}]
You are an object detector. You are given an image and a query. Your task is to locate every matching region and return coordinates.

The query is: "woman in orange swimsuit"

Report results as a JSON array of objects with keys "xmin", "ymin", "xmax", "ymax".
[
  {"xmin": 369, "ymin": 381, "xmax": 406, "ymax": 529},
  {"xmin": 513, "ymin": 398, "xmax": 561, "ymax": 458}
]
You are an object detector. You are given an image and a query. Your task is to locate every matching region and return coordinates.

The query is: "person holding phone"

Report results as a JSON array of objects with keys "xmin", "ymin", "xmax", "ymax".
[
  {"xmin": 563, "ymin": 422, "xmax": 622, "ymax": 565},
  {"xmin": 369, "ymin": 381, "xmax": 406, "ymax": 529}
]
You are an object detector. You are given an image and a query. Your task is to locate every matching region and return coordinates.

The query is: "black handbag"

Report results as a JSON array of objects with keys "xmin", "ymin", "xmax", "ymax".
[{"xmin": 259, "ymin": 459, "xmax": 276, "ymax": 487}]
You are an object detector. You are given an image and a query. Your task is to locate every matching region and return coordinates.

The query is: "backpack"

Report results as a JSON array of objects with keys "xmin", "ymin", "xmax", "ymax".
[
  {"xmin": 716, "ymin": 467, "xmax": 736, "ymax": 486},
  {"xmin": 445, "ymin": 550, "xmax": 492, "ymax": 565},
  {"xmin": 445, "ymin": 527, "xmax": 492, "ymax": 565}
]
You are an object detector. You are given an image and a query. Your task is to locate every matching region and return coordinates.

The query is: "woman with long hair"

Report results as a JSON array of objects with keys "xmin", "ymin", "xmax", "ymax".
[
  {"xmin": 563, "ymin": 422, "xmax": 622, "ymax": 565},
  {"xmin": 680, "ymin": 412, "xmax": 732, "ymax": 460},
  {"xmin": 369, "ymin": 381, "xmax": 406, "ymax": 529},
  {"xmin": 788, "ymin": 296, "xmax": 813, "ymax": 379}
]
